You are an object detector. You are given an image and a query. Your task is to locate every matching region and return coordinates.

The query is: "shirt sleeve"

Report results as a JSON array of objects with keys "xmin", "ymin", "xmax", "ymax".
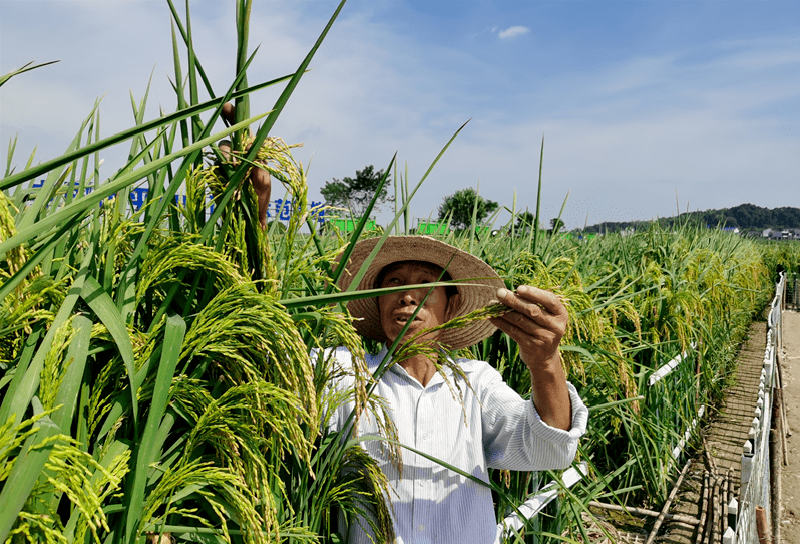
[{"xmin": 474, "ymin": 360, "xmax": 588, "ymax": 471}]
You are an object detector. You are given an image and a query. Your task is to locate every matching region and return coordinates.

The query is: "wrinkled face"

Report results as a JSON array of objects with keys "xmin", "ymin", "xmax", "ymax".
[{"xmin": 377, "ymin": 261, "xmax": 455, "ymax": 344}]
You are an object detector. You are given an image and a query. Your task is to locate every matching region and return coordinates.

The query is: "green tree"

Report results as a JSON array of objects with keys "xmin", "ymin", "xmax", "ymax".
[
  {"xmin": 320, "ymin": 165, "xmax": 393, "ymax": 218},
  {"xmin": 550, "ymin": 217, "xmax": 564, "ymax": 233},
  {"xmin": 438, "ymin": 188, "xmax": 498, "ymax": 231},
  {"xmin": 515, "ymin": 211, "xmax": 536, "ymax": 232}
]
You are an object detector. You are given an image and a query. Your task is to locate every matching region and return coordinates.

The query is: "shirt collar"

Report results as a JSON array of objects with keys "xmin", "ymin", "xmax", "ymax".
[{"xmin": 368, "ymin": 344, "xmax": 477, "ymax": 381}]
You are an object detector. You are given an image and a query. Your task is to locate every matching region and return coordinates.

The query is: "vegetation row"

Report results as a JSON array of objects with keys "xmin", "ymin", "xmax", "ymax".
[{"xmin": 3, "ymin": 2, "xmax": 800, "ymax": 543}]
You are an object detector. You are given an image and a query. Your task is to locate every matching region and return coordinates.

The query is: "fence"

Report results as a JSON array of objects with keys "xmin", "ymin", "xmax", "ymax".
[
  {"xmin": 500, "ymin": 463, "xmax": 588, "ymax": 541},
  {"xmin": 498, "ymin": 341, "xmax": 706, "ymax": 541},
  {"xmin": 647, "ymin": 342, "xmax": 705, "ymax": 470},
  {"xmin": 727, "ymin": 272, "xmax": 786, "ymax": 544},
  {"xmin": 787, "ymin": 272, "xmax": 799, "ymax": 311}
]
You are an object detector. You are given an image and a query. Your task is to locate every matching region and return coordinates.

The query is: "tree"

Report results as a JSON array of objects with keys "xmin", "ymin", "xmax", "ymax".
[
  {"xmin": 515, "ymin": 211, "xmax": 536, "ymax": 230},
  {"xmin": 437, "ymin": 188, "xmax": 498, "ymax": 231},
  {"xmin": 724, "ymin": 216, "xmax": 739, "ymax": 228},
  {"xmin": 549, "ymin": 218, "xmax": 565, "ymax": 233},
  {"xmin": 320, "ymin": 165, "xmax": 393, "ymax": 218}
]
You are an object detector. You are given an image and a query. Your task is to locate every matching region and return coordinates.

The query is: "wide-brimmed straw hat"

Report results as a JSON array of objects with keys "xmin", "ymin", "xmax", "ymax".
[{"xmin": 337, "ymin": 236, "xmax": 506, "ymax": 350}]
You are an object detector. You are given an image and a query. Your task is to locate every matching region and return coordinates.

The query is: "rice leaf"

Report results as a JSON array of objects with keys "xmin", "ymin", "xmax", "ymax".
[
  {"xmin": 124, "ymin": 314, "xmax": 186, "ymax": 544},
  {"xmin": 0, "ymin": 60, "xmax": 60, "ymax": 88},
  {"xmin": 50, "ymin": 314, "xmax": 92, "ymax": 433},
  {"xmin": 0, "ymin": 399, "xmax": 60, "ymax": 543},
  {"xmin": 0, "ymin": 246, "xmax": 93, "ymax": 428},
  {"xmin": 80, "ymin": 276, "xmax": 139, "ymax": 427}
]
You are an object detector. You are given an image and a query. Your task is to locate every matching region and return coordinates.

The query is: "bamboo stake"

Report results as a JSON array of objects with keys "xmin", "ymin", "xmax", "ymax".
[
  {"xmin": 775, "ymin": 346, "xmax": 788, "ymax": 429},
  {"xmin": 778, "ymin": 386, "xmax": 790, "ymax": 464},
  {"xmin": 727, "ymin": 475, "xmax": 737, "ymax": 531},
  {"xmin": 770, "ymin": 428, "xmax": 782, "ymax": 544},
  {"xmin": 697, "ymin": 471, "xmax": 711, "ymax": 544},
  {"xmin": 709, "ymin": 474, "xmax": 721, "ymax": 544},
  {"xmin": 721, "ymin": 468, "xmax": 732, "ymax": 539},
  {"xmin": 587, "ymin": 502, "xmax": 700, "ymax": 525},
  {"xmin": 644, "ymin": 459, "xmax": 692, "ymax": 544},
  {"xmin": 756, "ymin": 505, "xmax": 769, "ymax": 544}
]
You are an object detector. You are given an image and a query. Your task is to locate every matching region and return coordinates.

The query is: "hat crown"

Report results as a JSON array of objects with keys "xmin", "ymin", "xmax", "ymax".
[{"xmin": 337, "ymin": 236, "xmax": 505, "ymax": 349}]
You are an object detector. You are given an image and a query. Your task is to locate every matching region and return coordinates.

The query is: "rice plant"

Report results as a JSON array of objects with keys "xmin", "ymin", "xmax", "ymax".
[{"xmin": 2, "ymin": 1, "xmax": 794, "ymax": 543}]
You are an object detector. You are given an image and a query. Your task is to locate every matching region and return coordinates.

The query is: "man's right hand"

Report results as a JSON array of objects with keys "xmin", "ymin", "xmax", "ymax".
[{"xmin": 217, "ymin": 103, "xmax": 271, "ymax": 230}]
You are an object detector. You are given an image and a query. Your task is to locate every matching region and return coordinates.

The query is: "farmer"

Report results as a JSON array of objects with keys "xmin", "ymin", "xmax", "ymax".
[
  {"xmin": 328, "ymin": 236, "xmax": 588, "ymax": 544},
  {"xmin": 215, "ymin": 103, "xmax": 587, "ymax": 542}
]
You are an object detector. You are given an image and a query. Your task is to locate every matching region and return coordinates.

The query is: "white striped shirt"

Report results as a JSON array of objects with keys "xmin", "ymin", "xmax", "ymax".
[{"xmin": 327, "ymin": 346, "xmax": 588, "ymax": 544}]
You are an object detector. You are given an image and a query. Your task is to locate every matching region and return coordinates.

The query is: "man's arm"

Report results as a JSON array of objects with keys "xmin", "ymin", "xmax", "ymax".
[
  {"xmin": 217, "ymin": 103, "xmax": 272, "ymax": 230},
  {"xmin": 489, "ymin": 285, "xmax": 572, "ymax": 431}
]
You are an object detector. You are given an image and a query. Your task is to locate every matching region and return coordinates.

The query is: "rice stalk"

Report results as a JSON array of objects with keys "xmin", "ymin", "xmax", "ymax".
[{"xmin": 179, "ymin": 282, "xmax": 316, "ymax": 421}]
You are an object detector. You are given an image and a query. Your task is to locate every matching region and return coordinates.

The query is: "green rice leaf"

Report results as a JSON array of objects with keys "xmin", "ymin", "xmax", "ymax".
[
  {"xmin": 0, "ymin": 114, "xmax": 267, "ymax": 261},
  {"xmin": 0, "ymin": 399, "xmax": 60, "ymax": 543},
  {"xmin": 0, "ymin": 60, "xmax": 60, "ymax": 88},
  {"xmin": 81, "ymin": 276, "xmax": 139, "ymax": 426},
  {"xmin": 124, "ymin": 314, "xmax": 186, "ymax": 544},
  {"xmin": 0, "ymin": 247, "xmax": 93, "ymax": 428},
  {"xmin": 0, "ymin": 78, "xmax": 290, "ymax": 191},
  {"xmin": 50, "ymin": 314, "xmax": 92, "ymax": 433}
]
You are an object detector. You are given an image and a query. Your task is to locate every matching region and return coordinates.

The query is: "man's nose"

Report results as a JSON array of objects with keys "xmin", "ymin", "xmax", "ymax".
[{"xmin": 399, "ymin": 288, "xmax": 422, "ymax": 305}]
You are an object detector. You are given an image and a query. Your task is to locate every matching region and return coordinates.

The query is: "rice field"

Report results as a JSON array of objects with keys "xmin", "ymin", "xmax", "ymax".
[{"xmin": 3, "ymin": 1, "xmax": 800, "ymax": 543}]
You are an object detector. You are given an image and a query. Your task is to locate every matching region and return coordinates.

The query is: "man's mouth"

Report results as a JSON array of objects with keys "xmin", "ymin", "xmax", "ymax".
[{"xmin": 395, "ymin": 314, "xmax": 420, "ymax": 323}]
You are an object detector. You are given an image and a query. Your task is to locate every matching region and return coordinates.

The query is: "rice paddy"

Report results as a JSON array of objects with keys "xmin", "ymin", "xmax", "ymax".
[{"xmin": 3, "ymin": 1, "xmax": 800, "ymax": 543}]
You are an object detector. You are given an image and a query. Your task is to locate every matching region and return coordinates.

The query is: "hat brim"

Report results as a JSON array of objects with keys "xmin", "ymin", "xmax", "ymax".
[{"xmin": 336, "ymin": 236, "xmax": 506, "ymax": 350}]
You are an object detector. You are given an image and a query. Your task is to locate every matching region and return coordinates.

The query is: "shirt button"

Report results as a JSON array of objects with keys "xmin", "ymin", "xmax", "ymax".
[{"xmin": 418, "ymin": 524, "xmax": 425, "ymax": 531}]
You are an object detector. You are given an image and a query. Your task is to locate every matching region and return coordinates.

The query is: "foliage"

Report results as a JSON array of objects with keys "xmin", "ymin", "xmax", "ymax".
[
  {"xmin": 549, "ymin": 217, "xmax": 564, "ymax": 233},
  {"xmin": 583, "ymin": 202, "xmax": 800, "ymax": 233},
  {"xmin": 437, "ymin": 187, "xmax": 498, "ymax": 231},
  {"xmin": 0, "ymin": 1, "xmax": 391, "ymax": 543},
  {"xmin": 514, "ymin": 211, "xmax": 535, "ymax": 231},
  {"xmin": 320, "ymin": 165, "xmax": 393, "ymax": 218},
  {"xmin": 1, "ymin": 1, "xmax": 798, "ymax": 543}
]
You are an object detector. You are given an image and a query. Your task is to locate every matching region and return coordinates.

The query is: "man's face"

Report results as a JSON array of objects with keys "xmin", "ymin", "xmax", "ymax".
[{"xmin": 377, "ymin": 261, "xmax": 454, "ymax": 344}]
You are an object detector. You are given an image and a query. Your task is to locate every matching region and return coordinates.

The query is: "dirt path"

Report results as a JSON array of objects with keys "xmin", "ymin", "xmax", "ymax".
[{"xmin": 779, "ymin": 310, "xmax": 800, "ymax": 543}]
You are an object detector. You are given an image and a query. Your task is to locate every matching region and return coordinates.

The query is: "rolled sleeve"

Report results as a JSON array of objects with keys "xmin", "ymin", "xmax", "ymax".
[{"xmin": 476, "ymin": 361, "xmax": 588, "ymax": 471}]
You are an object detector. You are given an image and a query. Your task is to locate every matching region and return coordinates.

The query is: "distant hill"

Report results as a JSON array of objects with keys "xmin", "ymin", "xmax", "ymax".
[{"xmin": 582, "ymin": 203, "xmax": 800, "ymax": 233}]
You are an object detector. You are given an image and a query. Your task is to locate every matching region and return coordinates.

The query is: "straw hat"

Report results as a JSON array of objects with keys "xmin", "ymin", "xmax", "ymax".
[{"xmin": 337, "ymin": 236, "xmax": 506, "ymax": 349}]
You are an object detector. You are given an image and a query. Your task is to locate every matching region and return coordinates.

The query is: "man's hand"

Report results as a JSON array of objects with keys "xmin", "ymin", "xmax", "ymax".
[
  {"xmin": 490, "ymin": 286, "xmax": 572, "ymax": 430},
  {"xmin": 490, "ymin": 286, "xmax": 567, "ymax": 370},
  {"xmin": 217, "ymin": 103, "xmax": 271, "ymax": 230}
]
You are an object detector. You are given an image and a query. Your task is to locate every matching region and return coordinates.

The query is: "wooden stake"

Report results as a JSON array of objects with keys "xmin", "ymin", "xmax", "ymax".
[
  {"xmin": 720, "ymin": 469, "xmax": 731, "ymax": 541},
  {"xmin": 770, "ymin": 428, "xmax": 782, "ymax": 544},
  {"xmin": 756, "ymin": 505, "xmax": 769, "ymax": 544},
  {"xmin": 587, "ymin": 501, "xmax": 700, "ymax": 525},
  {"xmin": 644, "ymin": 459, "xmax": 692, "ymax": 544},
  {"xmin": 710, "ymin": 474, "xmax": 721, "ymax": 544},
  {"xmin": 698, "ymin": 471, "xmax": 711, "ymax": 544}
]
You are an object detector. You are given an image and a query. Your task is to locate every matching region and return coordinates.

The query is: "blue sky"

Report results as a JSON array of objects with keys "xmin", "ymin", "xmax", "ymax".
[{"xmin": 2, "ymin": 0, "xmax": 798, "ymax": 230}]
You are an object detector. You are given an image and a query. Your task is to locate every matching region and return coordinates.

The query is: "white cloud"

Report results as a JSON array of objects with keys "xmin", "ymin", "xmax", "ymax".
[{"xmin": 497, "ymin": 26, "xmax": 530, "ymax": 40}]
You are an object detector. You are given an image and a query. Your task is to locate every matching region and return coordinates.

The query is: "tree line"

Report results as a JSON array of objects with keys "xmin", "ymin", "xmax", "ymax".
[
  {"xmin": 583, "ymin": 203, "xmax": 800, "ymax": 233},
  {"xmin": 321, "ymin": 167, "xmax": 799, "ymax": 234},
  {"xmin": 320, "ymin": 165, "xmax": 501, "ymax": 231}
]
